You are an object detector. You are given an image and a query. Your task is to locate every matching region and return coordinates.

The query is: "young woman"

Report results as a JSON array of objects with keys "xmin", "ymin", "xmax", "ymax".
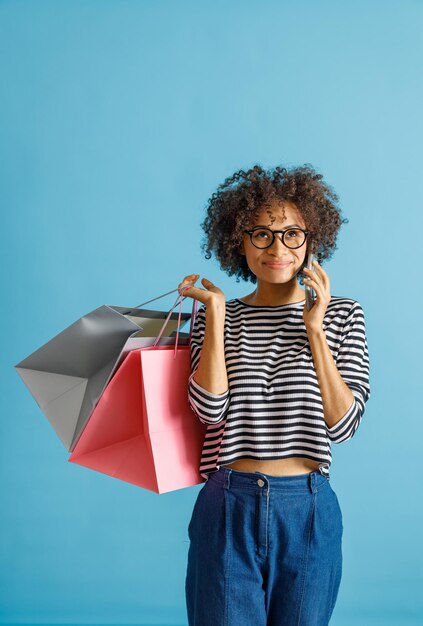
[{"xmin": 178, "ymin": 164, "xmax": 371, "ymax": 626}]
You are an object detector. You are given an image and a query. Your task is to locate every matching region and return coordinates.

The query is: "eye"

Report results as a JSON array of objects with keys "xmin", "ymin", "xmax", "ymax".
[
  {"xmin": 252, "ymin": 229, "xmax": 271, "ymax": 239},
  {"xmin": 286, "ymin": 229, "xmax": 302, "ymax": 238}
]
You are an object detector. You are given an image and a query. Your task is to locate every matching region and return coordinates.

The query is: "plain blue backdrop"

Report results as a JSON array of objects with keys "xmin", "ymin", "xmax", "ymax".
[{"xmin": 1, "ymin": 1, "xmax": 422, "ymax": 625}]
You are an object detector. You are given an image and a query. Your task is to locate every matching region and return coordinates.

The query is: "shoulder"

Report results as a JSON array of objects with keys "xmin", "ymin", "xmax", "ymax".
[
  {"xmin": 225, "ymin": 298, "xmax": 242, "ymax": 308},
  {"xmin": 328, "ymin": 295, "xmax": 365, "ymax": 314},
  {"xmin": 323, "ymin": 296, "xmax": 367, "ymax": 333}
]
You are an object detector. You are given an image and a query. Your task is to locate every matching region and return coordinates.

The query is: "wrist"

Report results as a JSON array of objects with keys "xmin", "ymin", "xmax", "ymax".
[
  {"xmin": 205, "ymin": 301, "xmax": 226, "ymax": 319},
  {"xmin": 306, "ymin": 325, "xmax": 325, "ymax": 338}
]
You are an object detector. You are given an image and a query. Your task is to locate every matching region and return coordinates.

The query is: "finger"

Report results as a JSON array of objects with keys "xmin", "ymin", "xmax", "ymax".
[
  {"xmin": 311, "ymin": 261, "xmax": 329, "ymax": 285},
  {"xmin": 178, "ymin": 277, "xmax": 199, "ymax": 295},
  {"xmin": 183, "ymin": 274, "xmax": 200, "ymax": 282},
  {"xmin": 304, "ymin": 276, "xmax": 318, "ymax": 289},
  {"xmin": 305, "ymin": 267, "xmax": 326, "ymax": 290},
  {"xmin": 305, "ymin": 279, "xmax": 330, "ymax": 304},
  {"xmin": 304, "ymin": 275, "xmax": 322, "ymax": 295},
  {"xmin": 306, "ymin": 264, "xmax": 322, "ymax": 280},
  {"xmin": 179, "ymin": 274, "xmax": 199, "ymax": 287},
  {"xmin": 178, "ymin": 284, "xmax": 197, "ymax": 298},
  {"xmin": 304, "ymin": 270, "xmax": 320, "ymax": 287},
  {"xmin": 201, "ymin": 278, "xmax": 220, "ymax": 291}
]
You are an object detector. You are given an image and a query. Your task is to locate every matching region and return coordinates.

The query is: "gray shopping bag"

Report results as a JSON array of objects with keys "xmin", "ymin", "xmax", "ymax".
[{"xmin": 14, "ymin": 289, "xmax": 192, "ymax": 452}]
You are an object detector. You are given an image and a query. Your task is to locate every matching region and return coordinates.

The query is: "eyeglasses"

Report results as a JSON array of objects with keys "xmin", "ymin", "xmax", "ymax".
[{"xmin": 244, "ymin": 227, "xmax": 310, "ymax": 249}]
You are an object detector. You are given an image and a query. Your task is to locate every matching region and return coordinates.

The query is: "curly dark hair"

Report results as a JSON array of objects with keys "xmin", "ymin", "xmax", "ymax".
[{"xmin": 200, "ymin": 163, "xmax": 348, "ymax": 286}]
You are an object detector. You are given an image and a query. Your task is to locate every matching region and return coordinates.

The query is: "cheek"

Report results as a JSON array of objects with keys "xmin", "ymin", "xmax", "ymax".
[
  {"xmin": 298, "ymin": 249, "xmax": 308, "ymax": 265},
  {"xmin": 243, "ymin": 252, "xmax": 263, "ymax": 274}
]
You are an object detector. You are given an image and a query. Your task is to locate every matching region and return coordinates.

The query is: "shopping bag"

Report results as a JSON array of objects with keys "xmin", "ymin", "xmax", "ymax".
[
  {"xmin": 14, "ymin": 289, "xmax": 192, "ymax": 452},
  {"xmin": 68, "ymin": 288, "xmax": 207, "ymax": 493}
]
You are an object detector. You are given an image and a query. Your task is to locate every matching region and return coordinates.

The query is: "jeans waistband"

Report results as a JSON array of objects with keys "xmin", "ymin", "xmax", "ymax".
[{"xmin": 207, "ymin": 466, "xmax": 328, "ymax": 494}]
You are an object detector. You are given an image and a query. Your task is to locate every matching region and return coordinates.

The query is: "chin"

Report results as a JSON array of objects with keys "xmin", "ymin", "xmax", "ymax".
[{"xmin": 259, "ymin": 267, "xmax": 298, "ymax": 281}]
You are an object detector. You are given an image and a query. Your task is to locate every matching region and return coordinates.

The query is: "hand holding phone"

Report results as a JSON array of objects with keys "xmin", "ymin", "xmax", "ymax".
[{"xmin": 305, "ymin": 251, "xmax": 316, "ymax": 311}]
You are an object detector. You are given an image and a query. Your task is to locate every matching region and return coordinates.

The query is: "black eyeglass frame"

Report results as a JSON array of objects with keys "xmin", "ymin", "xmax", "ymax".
[{"xmin": 243, "ymin": 227, "xmax": 311, "ymax": 250}]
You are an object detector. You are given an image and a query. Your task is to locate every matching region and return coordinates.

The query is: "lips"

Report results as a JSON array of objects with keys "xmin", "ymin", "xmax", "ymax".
[{"xmin": 265, "ymin": 262, "xmax": 292, "ymax": 268}]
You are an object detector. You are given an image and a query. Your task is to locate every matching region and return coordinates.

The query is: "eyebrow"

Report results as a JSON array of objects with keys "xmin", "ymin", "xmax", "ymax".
[{"xmin": 253, "ymin": 224, "xmax": 303, "ymax": 229}]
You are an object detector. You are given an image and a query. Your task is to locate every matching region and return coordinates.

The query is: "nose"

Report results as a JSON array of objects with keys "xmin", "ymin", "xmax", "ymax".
[{"xmin": 268, "ymin": 233, "xmax": 289, "ymax": 251}]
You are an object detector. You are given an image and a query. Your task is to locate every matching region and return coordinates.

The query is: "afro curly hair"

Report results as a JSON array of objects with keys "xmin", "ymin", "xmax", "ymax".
[{"xmin": 200, "ymin": 163, "xmax": 348, "ymax": 286}]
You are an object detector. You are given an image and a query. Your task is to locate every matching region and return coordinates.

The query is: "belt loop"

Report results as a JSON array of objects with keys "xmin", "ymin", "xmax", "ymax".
[
  {"xmin": 309, "ymin": 471, "xmax": 317, "ymax": 494},
  {"xmin": 225, "ymin": 468, "xmax": 232, "ymax": 490}
]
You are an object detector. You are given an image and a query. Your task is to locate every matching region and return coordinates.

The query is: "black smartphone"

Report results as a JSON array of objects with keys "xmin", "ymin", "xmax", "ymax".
[{"xmin": 305, "ymin": 251, "xmax": 316, "ymax": 311}]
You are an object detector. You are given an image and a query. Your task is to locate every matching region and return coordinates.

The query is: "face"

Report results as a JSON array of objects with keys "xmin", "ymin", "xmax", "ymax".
[{"xmin": 240, "ymin": 200, "xmax": 309, "ymax": 285}]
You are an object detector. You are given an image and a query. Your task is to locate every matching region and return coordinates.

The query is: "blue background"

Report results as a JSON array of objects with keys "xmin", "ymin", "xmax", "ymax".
[{"xmin": 1, "ymin": 1, "xmax": 422, "ymax": 625}]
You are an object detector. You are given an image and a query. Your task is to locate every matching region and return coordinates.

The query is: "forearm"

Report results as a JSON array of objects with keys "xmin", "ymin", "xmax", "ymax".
[
  {"xmin": 307, "ymin": 327, "xmax": 355, "ymax": 429},
  {"xmin": 192, "ymin": 304, "xmax": 228, "ymax": 395}
]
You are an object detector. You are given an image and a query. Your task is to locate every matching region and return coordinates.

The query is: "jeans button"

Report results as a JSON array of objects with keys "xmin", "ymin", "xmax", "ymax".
[{"xmin": 257, "ymin": 479, "xmax": 265, "ymax": 487}]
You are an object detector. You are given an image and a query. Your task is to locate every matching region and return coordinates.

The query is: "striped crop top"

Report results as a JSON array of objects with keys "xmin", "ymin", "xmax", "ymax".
[{"xmin": 187, "ymin": 296, "xmax": 371, "ymax": 480}]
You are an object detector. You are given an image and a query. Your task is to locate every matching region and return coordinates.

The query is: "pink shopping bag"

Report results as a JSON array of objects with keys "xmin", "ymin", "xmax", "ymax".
[{"xmin": 69, "ymin": 288, "xmax": 207, "ymax": 493}]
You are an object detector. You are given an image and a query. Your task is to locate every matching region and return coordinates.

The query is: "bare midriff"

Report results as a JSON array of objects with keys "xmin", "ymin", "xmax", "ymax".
[{"xmin": 222, "ymin": 457, "xmax": 321, "ymax": 476}]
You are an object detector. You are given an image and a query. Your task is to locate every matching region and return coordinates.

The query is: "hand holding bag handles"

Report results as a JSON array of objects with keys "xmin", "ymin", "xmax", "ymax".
[{"xmin": 152, "ymin": 284, "xmax": 199, "ymax": 357}]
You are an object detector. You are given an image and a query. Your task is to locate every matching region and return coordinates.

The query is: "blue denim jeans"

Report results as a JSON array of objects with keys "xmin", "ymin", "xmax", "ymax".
[{"xmin": 185, "ymin": 466, "xmax": 343, "ymax": 626}]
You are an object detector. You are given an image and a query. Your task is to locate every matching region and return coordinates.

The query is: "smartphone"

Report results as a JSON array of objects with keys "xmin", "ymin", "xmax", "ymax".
[{"xmin": 305, "ymin": 251, "xmax": 316, "ymax": 311}]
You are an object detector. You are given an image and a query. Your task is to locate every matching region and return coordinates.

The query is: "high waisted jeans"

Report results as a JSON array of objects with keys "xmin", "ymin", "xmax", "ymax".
[{"xmin": 185, "ymin": 466, "xmax": 343, "ymax": 626}]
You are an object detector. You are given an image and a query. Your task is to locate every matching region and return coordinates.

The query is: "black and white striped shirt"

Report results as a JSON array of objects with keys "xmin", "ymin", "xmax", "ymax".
[{"xmin": 187, "ymin": 296, "xmax": 371, "ymax": 480}]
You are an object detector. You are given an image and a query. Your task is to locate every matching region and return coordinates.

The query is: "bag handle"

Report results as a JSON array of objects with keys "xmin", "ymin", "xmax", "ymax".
[
  {"xmin": 130, "ymin": 288, "xmax": 183, "ymax": 310},
  {"xmin": 152, "ymin": 284, "xmax": 199, "ymax": 358}
]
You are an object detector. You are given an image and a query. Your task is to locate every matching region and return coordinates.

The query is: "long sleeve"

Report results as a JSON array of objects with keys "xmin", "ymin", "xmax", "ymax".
[
  {"xmin": 326, "ymin": 301, "xmax": 371, "ymax": 443},
  {"xmin": 187, "ymin": 304, "xmax": 230, "ymax": 425}
]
